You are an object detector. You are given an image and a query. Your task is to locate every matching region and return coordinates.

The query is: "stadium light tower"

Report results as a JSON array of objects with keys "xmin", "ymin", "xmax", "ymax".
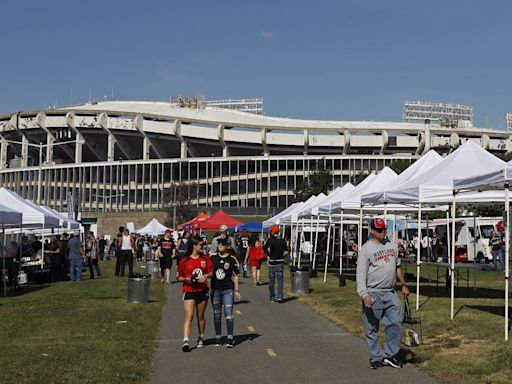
[{"xmin": 403, "ymin": 100, "xmax": 473, "ymax": 128}]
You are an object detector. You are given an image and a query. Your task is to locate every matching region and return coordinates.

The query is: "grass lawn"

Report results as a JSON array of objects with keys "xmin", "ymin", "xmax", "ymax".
[
  {"xmin": 0, "ymin": 261, "xmax": 165, "ymax": 384},
  {"xmin": 295, "ymin": 262, "xmax": 512, "ymax": 384}
]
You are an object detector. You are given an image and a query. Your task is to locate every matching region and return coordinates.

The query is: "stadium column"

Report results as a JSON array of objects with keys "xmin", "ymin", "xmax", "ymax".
[
  {"xmin": 0, "ymin": 136, "xmax": 8, "ymax": 169},
  {"xmin": 36, "ymin": 112, "xmax": 54, "ymax": 165},
  {"xmin": 261, "ymin": 128, "xmax": 269, "ymax": 155},
  {"xmin": 303, "ymin": 129, "xmax": 309, "ymax": 155},
  {"xmin": 99, "ymin": 112, "xmax": 115, "ymax": 162},
  {"xmin": 21, "ymin": 135, "xmax": 29, "ymax": 168},
  {"xmin": 342, "ymin": 129, "xmax": 351, "ymax": 155},
  {"xmin": 65, "ymin": 112, "xmax": 83, "ymax": 163},
  {"xmin": 424, "ymin": 120, "xmax": 431, "ymax": 153},
  {"xmin": 217, "ymin": 124, "xmax": 229, "ymax": 157},
  {"xmin": 172, "ymin": 119, "xmax": 188, "ymax": 159},
  {"xmin": 380, "ymin": 129, "xmax": 389, "ymax": 154},
  {"xmin": 135, "ymin": 115, "xmax": 150, "ymax": 160}
]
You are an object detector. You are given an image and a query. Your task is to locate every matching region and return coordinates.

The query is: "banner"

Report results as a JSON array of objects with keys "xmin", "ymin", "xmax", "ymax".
[
  {"xmin": 67, "ymin": 192, "xmax": 74, "ymax": 220},
  {"xmin": 74, "ymin": 189, "xmax": 80, "ymax": 221}
]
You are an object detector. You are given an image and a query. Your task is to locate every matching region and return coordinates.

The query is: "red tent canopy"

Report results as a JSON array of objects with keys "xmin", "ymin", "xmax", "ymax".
[
  {"xmin": 178, "ymin": 212, "xmax": 209, "ymax": 230},
  {"xmin": 197, "ymin": 210, "xmax": 242, "ymax": 230}
]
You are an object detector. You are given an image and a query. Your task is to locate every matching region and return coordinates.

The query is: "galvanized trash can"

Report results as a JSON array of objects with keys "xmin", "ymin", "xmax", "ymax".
[
  {"xmin": 127, "ymin": 274, "xmax": 151, "ymax": 304},
  {"xmin": 290, "ymin": 266, "xmax": 310, "ymax": 295},
  {"xmin": 146, "ymin": 260, "xmax": 161, "ymax": 280}
]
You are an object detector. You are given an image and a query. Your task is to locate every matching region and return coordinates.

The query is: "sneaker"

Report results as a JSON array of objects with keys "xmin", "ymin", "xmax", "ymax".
[
  {"xmin": 383, "ymin": 356, "xmax": 402, "ymax": 368},
  {"xmin": 370, "ymin": 360, "xmax": 384, "ymax": 369},
  {"xmin": 197, "ymin": 338, "xmax": 204, "ymax": 349},
  {"xmin": 182, "ymin": 339, "xmax": 190, "ymax": 352},
  {"xmin": 277, "ymin": 298, "xmax": 283, "ymax": 303},
  {"xmin": 214, "ymin": 337, "xmax": 222, "ymax": 347},
  {"xmin": 226, "ymin": 338, "xmax": 235, "ymax": 348},
  {"xmin": 270, "ymin": 299, "xmax": 276, "ymax": 303},
  {"xmin": 256, "ymin": 282, "xmax": 262, "ymax": 286}
]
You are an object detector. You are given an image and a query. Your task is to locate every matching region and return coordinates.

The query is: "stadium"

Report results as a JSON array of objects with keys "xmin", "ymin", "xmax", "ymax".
[{"xmin": 0, "ymin": 99, "xmax": 510, "ymax": 225}]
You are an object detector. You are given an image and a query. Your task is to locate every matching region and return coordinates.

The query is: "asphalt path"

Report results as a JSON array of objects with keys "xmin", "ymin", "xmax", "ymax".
[{"xmin": 151, "ymin": 267, "xmax": 438, "ymax": 384}]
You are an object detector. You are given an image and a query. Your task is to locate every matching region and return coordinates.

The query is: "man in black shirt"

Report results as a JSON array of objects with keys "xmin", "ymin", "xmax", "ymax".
[
  {"xmin": 263, "ymin": 226, "xmax": 289, "ymax": 303},
  {"xmin": 157, "ymin": 229, "xmax": 176, "ymax": 284}
]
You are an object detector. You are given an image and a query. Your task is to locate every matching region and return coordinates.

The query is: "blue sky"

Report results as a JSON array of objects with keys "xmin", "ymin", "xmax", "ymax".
[{"xmin": 1, "ymin": 0, "xmax": 510, "ymax": 127}]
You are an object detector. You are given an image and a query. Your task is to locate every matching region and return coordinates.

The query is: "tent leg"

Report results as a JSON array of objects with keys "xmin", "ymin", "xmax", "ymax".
[
  {"xmin": 451, "ymin": 199, "xmax": 456, "ymax": 320},
  {"xmin": 505, "ymin": 185, "xmax": 510, "ymax": 341},
  {"xmin": 416, "ymin": 204, "xmax": 422, "ymax": 311},
  {"xmin": 2, "ymin": 227, "xmax": 6, "ymax": 297},
  {"xmin": 312, "ymin": 214, "xmax": 320, "ymax": 270},
  {"xmin": 324, "ymin": 219, "xmax": 332, "ymax": 283}
]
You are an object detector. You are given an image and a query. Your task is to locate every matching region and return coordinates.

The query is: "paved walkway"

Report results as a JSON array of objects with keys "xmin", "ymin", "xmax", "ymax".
[{"xmin": 151, "ymin": 270, "xmax": 438, "ymax": 384}]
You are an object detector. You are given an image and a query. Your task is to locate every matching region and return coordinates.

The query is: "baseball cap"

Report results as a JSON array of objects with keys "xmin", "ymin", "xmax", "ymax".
[
  {"xmin": 270, "ymin": 225, "xmax": 280, "ymax": 234},
  {"xmin": 219, "ymin": 224, "xmax": 228, "ymax": 232},
  {"xmin": 217, "ymin": 237, "xmax": 229, "ymax": 246},
  {"xmin": 370, "ymin": 217, "xmax": 387, "ymax": 230},
  {"xmin": 165, "ymin": 228, "xmax": 173, "ymax": 235}
]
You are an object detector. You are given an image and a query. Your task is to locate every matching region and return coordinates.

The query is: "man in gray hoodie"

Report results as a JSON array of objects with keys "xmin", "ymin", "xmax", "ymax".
[{"xmin": 356, "ymin": 217, "xmax": 409, "ymax": 369}]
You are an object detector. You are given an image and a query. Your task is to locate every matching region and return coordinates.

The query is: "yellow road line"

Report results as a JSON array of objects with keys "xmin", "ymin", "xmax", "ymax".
[
  {"xmin": 236, "ymin": 310, "xmax": 242, "ymax": 315},
  {"xmin": 248, "ymin": 326, "xmax": 256, "ymax": 333},
  {"xmin": 265, "ymin": 348, "xmax": 277, "ymax": 357}
]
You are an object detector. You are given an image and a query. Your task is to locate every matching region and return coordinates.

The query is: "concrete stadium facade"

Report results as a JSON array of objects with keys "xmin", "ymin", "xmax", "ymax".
[{"xmin": 0, "ymin": 100, "xmax": 510, "ymax": 216}]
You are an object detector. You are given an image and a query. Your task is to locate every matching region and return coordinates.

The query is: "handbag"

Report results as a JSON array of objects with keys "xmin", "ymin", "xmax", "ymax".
[{"xmin": 402, "ymin": 297, "xmax": 422, "ymax": 347}]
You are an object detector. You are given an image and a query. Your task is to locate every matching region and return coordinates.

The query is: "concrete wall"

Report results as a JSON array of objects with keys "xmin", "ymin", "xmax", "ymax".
[{"xmin": 81, "ymin": 210, "xmax": 169, "ymax": 237}]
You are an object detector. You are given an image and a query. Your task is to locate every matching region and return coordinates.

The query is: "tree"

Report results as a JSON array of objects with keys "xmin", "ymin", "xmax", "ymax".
[
  {"xmin": 162, "ymin": 181, "xmax": 200, "ymax": 228},
  {"xmin": 389, "ymin": 158, "xmax": 415, "ymax": 175},
  {"xmin": 293, "ymin": 161, "xmax": 333, "ymax": 202}
]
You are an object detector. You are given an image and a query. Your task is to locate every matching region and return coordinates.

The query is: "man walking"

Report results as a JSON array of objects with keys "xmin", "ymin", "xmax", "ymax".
[
  {"xmin": 356, "ymin": 217, "xmax": 409, "ymax": 369},
  {"xmin": 263, "ymin": 225, "xmax": 289, "ymax": 303},
  {"xmin": 210, "ymin": 225, "xmax": 231, "ymax": 256},
  {"xmin": 68, "ymin": 232, "xmax": 84, "ymax": 281},
  {"xmin": 86, "ymin": 231, "xmax": 102, "ymax": 279}
]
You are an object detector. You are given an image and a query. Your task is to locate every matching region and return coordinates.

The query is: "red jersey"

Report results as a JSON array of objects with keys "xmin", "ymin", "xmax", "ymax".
[
  {"xmin": 249, "ymin": 245, "xmax": 266, "ymax": 261},
  {"xmin": 179, "ymin": 255, "xmax": 213, "ymax": 293}
]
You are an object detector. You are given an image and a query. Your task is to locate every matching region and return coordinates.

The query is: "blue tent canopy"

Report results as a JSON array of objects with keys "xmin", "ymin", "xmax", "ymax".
[{"xmin": 229, "ymin": 221, "xmax": 268, "ymax": 233}]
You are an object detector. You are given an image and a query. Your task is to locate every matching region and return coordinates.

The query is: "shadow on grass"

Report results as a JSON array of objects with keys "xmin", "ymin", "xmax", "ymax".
[
  {"xmin": 7, "ymin": 285, "xmax": 49, "ymax": 297},
  {"xmin": 416, "ymin": 285, "xmax": 504, "ymax": 299},
  {"xmin": 398, "ymin": 348, "xmax": 419, "ymax": 364},
  {"xmin": 94, "ymin": 296, "xmax": 122, "ymax": 300},
  {"xmin": 465, "ymin": 304, "xmax": 506, "ymax": 317}
]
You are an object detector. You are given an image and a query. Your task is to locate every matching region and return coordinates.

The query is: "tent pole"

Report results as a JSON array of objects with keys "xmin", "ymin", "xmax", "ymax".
[
  {"xmin": 358, "ymin": 207, "xmax": 363, "ymax": 253},
  {"xmin": 339, "ymin": 210, "xmax": 344, "ymax": 276},
  {"xmin": 324, "ymin": 215, "xmax": 332, "ymax": 283},
  {"xmin": 505, "ymin": 184, "xmax": 510, "ymax": 341},
  {"xmin": 416, "ymin": 204, "xmax": 422, "ymax": 311},
  {"xmin": 446, "ymin": 210, "xmax": 451, "ymax": 265},
  {"xmin": 312, "ymin": 214, "xmax": 320, "ymax": 270},
  {"xmin": 309, "ymin": 219, "xmax": 314, "ymax": 264},
  {"xmin": 451, "ymin": 198, "xmax": 456, "ymax": 320},
  {"xmin": 2, "ymin": 227, "xmax": 6, "ymax": 297},
  {"xmin": 41, "ymin": 223, "xmax": 45, "ymax": 270},
  {"xmin": 298, "ymin": 220, "xmax": 304, "ymax": 268}
]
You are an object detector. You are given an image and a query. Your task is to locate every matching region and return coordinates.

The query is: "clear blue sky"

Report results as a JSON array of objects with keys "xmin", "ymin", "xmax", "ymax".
[{"xmin": 1, "ymin": 0, "xmax": 510, "ymax": 128}]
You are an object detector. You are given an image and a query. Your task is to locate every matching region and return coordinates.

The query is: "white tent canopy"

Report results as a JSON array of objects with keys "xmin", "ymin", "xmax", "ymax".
[
  {"xmin": 384, "ymin": 141, "xmax": 505, "ymax": 204},
  {"xmin": 280, "ymin": 195, "xmax": 321, "ymax": 224},
  {"xmin": 362, "ymin": 150, "xmax": 443, "ymax": 205},
  {"xmin": 0, "ymin": 204, "xmax": 23, "ymax": 227},
  {"xmin": 136, "ymin": 218, "xmax": 169, "ymax": 236},
  {"xmin": 263, "ymin": 202, "xmax": 301, "ymax": 227},
  {"xmin": 320, "ymin": 173, "xmax": 377, "ymax": 213},
  {"xmin": 0, "ymin": 188, "xmax": 60, "ymax": 227},
  {"xmin": 340, "ymin": 167, "xmax": 398, "ymax": 210},
  {"xmin": 41, "ymin": 206, "xmax": 80, "ymax": 230},
  {"xmin": 302, "ymin": 184, "xmax": 355, "ymax": 217}
]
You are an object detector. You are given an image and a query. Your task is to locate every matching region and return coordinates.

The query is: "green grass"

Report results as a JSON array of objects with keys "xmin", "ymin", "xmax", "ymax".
[
  {"xmin": 0, "ymin": 261, "xmax": 165, "ymax": 384},
  {"xmin": 296, "ymin": 263, "xmax": 512, "ymax": 384}
]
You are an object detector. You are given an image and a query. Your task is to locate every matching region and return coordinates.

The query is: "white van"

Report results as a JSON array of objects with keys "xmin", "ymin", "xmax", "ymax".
[{"xmin": 430, "ymin": 217, "xmax": 500, "ymax": 263}]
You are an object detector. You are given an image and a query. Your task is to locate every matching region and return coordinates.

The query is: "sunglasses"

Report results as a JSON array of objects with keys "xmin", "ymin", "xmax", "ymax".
[{"xmin": 374, "ymin": 228, "xmax": 386, "ymax": 233}]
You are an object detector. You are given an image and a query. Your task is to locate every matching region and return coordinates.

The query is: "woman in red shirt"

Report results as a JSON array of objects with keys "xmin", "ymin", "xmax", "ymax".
[
  {"xmin": 248, "ymin": 236, "xmax": 266, "ymax": 286},
  {"xmin": 178, "ymin": 236, "xmax": 213, "ymax": 352}
]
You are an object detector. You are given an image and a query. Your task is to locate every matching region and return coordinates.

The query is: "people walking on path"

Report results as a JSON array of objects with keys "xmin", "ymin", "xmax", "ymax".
[
  {"xmin": 210, "ymin": 225, "xmax": 231, "ymax": 256},
  {"xmin": 210, "ymin": 238, "xmax": 241, "ymax": 347},
  {"xmin": 237, "ymin": 229, "xmax": 250, "ymax": 278},
  {"xmin": 176, "ymin": 230, "xmax": 190, "ymax": 278},
  {"xmin": 118, "ymin": 228, "xmax": 135, "ymax": 277},
  {"xmin": 86, "ymin": 231, "xmax": 102, "ymax": 279},
  {"xmin": 68, "ymin": 232, "xmax": 84, "ymax": 281},
  {"xmin": 247, "ymin": 236, "xmax": 265, "ymax": 286},
  {"xmin": 157, "ymin": 229, "xmax": 176, "ymax": 284},
  {"xmin": 177, "ymin": 235, "xmax": 213, "ymax": 352},
  {"xmin": 263, "ymin": 225, "xmax": 289, "ymax": 303},
  {"xmin": 356, "ymin": 217, "xmax": 409, "ymax": 369},
  {"xmin": 114, "ymin": 226, "xmax": 124, "ymax": 276},
  {"xmin": 490, "ymin": 230, "xmax": 504, "ymax": 271}
]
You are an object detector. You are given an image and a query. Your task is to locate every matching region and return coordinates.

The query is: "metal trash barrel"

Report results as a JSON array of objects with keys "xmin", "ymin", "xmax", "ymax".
[
  {"xmin": 146, "ymin": 261, "xmax": 161, "ymax": 280},
  {"xmin": 127, "ymin": 274, "xmax": 151, "ymax": 304},
  {"xmin": 290, "ymin": 266, "xmax": 310, "ymax": 295}
]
